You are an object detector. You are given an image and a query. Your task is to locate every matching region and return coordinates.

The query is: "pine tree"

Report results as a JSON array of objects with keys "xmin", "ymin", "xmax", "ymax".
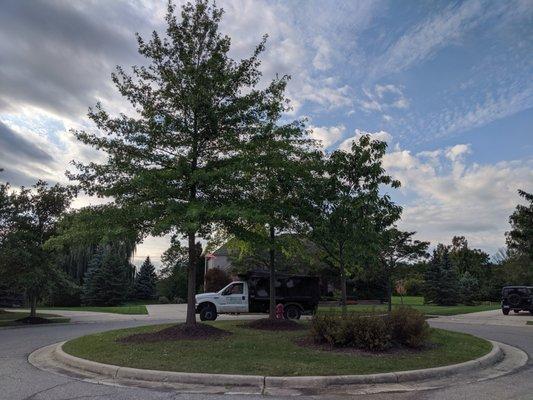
[
  {"xmin": 81, "ymin": 248, "xmax": 131, "ymax": 306},
  {"xmin": 424, "ymin": 245, "xmax": 459, "ymax": 306},
  {"xmin": 134, "ymin": 257, "xmax": 157, "ymax": 300}
]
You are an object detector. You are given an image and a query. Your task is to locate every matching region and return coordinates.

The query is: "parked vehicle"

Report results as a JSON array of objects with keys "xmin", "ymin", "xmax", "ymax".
[
  {"xmin": 501, "ymin": 286, "xmax": 533, "ymax": 315},
  {"xmin": 195, "ymin": 270, "xmax": 320, "ymax": 321}
]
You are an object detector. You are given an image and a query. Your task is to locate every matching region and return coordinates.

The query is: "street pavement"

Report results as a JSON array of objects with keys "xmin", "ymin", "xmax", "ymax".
[{"xmin": 0, "ymin": 308, "xmax": 531, "ymax": 400}]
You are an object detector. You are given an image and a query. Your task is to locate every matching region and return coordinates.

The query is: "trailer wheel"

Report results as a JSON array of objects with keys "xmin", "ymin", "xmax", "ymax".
[
  {"xmin": 199, "ymin": 304, "xmax": 217, "ymax": 321},
  {"xmin": 284, "ymin": 305, "xmax": 301, "ymax": 320}
]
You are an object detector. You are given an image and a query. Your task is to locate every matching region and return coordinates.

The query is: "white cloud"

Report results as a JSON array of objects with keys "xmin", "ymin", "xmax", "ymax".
[
  {"xmin": 359, "ymin": 84, "xmax": 409, "ymax": 115},
  {"xmin": 372, "ymin": 1, "xmax": 485, "ymax": 78},
  {"xmin": 384, "ymin": 143, "xmax": 533, "ymax": 253},
  {"xmin": 338, "ymin": 129, "xmax": 393, "ymax": 152},
  {"xmin": 312, "ymin": 36, "xmax": 332, "ymax": 71},
  {"xmin": 309, "ymin": 124, "xmax": 345, "ymax": 148},
  {"xmin": 445, "ymin": 144, "xmax": 471, "ymax": 162}
]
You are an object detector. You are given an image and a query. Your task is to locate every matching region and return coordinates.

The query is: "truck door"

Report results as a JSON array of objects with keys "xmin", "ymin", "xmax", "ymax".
[{"xmin": 219, "ymin": 282, "xmax": 248, "ymax": 313}]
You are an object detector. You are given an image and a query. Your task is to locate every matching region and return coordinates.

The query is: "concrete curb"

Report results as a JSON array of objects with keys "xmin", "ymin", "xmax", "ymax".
[{"xmin": 52, "ymin": 340, "xmax": 504, "ymax": 389}]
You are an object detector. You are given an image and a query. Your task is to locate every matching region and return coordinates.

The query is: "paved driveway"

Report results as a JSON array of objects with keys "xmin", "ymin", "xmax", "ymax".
[{"xmin": 434, "ymin": 309, "xmax": 533, "ymax": 326}]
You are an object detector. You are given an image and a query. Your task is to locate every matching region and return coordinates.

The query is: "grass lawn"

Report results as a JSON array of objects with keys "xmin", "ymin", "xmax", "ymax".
[
  {"xmin": 319, "ymin": 296, "xmax": 500, "ymax": 316},
  {"xmin": 40, "ymin": 304, "xmax": 149, "ymax": 315},
  {"xmin": 0, "ymin": 310, "xmax": 70, "ymax": 327},
  {"xmin": 527, "ymin": 321, "xmax": 533, "ymax": 326},
  {"xmin": 63, "ymin": 321, "xmax": 492, "ymax": 376}
]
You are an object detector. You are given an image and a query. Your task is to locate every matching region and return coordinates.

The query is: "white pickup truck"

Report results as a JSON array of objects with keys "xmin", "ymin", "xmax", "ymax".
[{"xmin": 195, "ymin": 271, "xmax": 320, "ymax": 321}]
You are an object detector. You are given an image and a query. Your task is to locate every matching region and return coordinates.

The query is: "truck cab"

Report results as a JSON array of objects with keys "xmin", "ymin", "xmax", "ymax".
[
  {"xmin": 195, "ymin": 271, "xmax": 320, "ymax": 321},
  {"xmin": 195, "ymin": 281, "xmax": 249, "ymax": 321}
]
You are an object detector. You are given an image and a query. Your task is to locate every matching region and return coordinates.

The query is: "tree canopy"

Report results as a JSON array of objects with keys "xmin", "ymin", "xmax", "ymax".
[{"xmin": 69, "ymin": 0, "xmax": 290, "ymax": 325}]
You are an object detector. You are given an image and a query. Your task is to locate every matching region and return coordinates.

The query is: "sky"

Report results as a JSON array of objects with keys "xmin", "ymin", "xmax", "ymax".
[{"xmin": 0, "ymin": 0, "xmax": 532, "ymax": 266}]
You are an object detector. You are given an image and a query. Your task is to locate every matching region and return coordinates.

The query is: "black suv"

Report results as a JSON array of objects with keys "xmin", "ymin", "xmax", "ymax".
[{"xmin": 501, "ymin": 286, "xmax": 533, "ymax": 315}]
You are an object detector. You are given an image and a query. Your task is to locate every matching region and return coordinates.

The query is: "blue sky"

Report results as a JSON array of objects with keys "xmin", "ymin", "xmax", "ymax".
[{"xmin": 0, "ymin": 0, "xmax": 531, "ymax": 265}]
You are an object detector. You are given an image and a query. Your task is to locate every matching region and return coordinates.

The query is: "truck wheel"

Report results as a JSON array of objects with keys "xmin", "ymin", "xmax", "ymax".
[
  {"xmin": 200, "ymin": 305, "xmax": 217, "ymax": 321},
  {"xmin": 502, "ymin": 308, "xmax": 510, "ymax": 315},
  {"xmin": 284, "ymin": 305, "xmax": 301, "ymax": 320},
  {"xmin": 513, "ymin": 309, "xmax": 520, "ymax": 314}
]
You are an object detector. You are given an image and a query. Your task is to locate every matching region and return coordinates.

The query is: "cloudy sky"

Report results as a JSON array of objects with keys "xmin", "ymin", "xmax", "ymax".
[{"xmin": 1, "ymin": 0, "xmax": 532, "ymax": 266}]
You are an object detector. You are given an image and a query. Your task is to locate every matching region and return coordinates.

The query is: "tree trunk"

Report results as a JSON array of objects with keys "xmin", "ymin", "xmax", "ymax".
[
  {"xmin": 387, "ymin": 275, "xmax": 392, "ymax": 313},
  {"xmin": 185, "ymin": 231, "xmax": 197, "ymax": 326},
  {"xmin": 29, "ymin": 294, "xmax": 37, "ymax": 318},
  {"xmin": 269, "ymin": 224, "xmax": 276, "ymax": 319},
  {"xmin": 339, "ymin": 244, "xmax": 347, "ymax": 313}
]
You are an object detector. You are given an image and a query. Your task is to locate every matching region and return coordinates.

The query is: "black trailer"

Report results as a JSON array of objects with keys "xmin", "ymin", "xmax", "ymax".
[{"xmin": 237, "ymin": 270, "xmax": 320, "ymax": 318}]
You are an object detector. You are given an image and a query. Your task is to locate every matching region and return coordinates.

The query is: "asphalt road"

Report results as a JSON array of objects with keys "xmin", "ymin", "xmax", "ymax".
[{"xmin": 0, "ymin": 318, "xmax": 531, "ymax": 400}]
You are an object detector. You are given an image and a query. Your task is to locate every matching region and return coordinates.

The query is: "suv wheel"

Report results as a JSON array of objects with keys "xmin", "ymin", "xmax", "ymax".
[
  {"xmin": 513, "ymin": 309, "xmax": 520, "ymax": 314},
  {"xmin": 284, "ymin": 305, "xmax": 301, "ymax": 320},
  {"xmin": 508, "ymin": 293, "xmax": 521, "ymax": 307},
  {"xmin": 502, "ymin": 308, "xmax": 510, "ymax": 315},
  {"xmin": 200, "ymin": 304, "xmax": 217, "ymax": 321}
]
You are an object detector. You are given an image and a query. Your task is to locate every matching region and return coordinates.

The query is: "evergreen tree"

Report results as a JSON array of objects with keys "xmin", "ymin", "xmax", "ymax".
[
  {"xmin": 81, "ymin": 248, "xmax": 131, "ymax": 306},
  {"xmin": 70, "ymin": 0, "xmax": 289, "ymax": 326},
  {"xmin": 506, "ymin": 190, "xmax": 533, "ymax": 260},
  {"xmin": 424, "ymin": 245, "xmax": 459, "ymax": 306},
  {"xmin": 458, "ymin": 271, "xmax": 479, "ymax": 305},
  {"xmin": 134, "ymin": 257, "xmax": 157, "ymax": 300}
]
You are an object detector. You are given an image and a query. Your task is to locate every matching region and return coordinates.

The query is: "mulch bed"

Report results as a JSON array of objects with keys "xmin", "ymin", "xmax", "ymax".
[
  {"xmin": 117, "ymin": 323, "xmax": 232, "ymax": 343},
  {"xmin": 295, "ymin": 336, "xmax": 436, "ymax": 356},
  {"xmin": 16, "ymin": 316, "xmax": 53, "ymax": 325},
  {"xmin": 244, "ymin": 318, "xmax": 306, "ymax": 331}
]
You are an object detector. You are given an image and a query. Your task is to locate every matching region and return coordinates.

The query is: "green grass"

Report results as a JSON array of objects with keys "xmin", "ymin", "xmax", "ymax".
[
  {"xmin": 0, "ymin": 310, "xmax": 70, "ymax": 327},
  {"xmin": 40, "ymin": 305, "xmax": 149, "ymax": 315},
  {"xmin": 527, "ymin": 321, "xmax": 533, "ymax": 326},
  {"xmin": 63, "ymin": 321, "xmax": 492, "ymax": 376},
  {"xmin": 319, "ymin": 296, "xmax": 500, "ymax": 316}
]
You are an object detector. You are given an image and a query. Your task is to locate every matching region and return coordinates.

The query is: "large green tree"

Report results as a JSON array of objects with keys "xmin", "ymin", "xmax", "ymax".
[
  {"xmin": 70, "ymin": 1, "xmax": 287, "ymax": 325},
  {"xmin": 303, "ymin": 135, "xmax": 401, "ymax": 311},
  {"xmin": 0, "ymin": 180, "xmax": 74, "ymax": 318},
  {"xmin": 221, "ymin": 121, "xmax": 320, "ymax": 318}
]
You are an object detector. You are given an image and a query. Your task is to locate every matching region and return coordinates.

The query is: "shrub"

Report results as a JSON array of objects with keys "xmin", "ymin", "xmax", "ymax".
[
  {"xmin": 204, "ymin": 268, "xmax": 232, "ymax": 292},
  {"xmin": 389, "ymin": 307, "xmax": 430, "ymax": 348},
  {"xmin": 311, "ymin": 307, "xmax": 430, "ymax": 351},
  {"xmin": 158, "ymin": 296, "xmax": 170, "ymax": 304},
  {"xmin": 311, "ymin": 313, "xmax": 391, "ymax": 351}
]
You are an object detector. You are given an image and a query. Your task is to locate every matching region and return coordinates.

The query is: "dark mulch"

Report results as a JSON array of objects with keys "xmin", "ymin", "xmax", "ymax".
[
  {"xmin": 295, "ymin": 336, "xmax": 436, "ymax": 356},
  {"xmin": 16, "ymin": 316, "xmax": 53, "ymax": 325},
  {"xmin": 117, "ymin": 323, "xmax": 232, "ymax": 343},
  {"xmin": 244, "ymin": 318, "xmax": 306, "ymax": 331}
]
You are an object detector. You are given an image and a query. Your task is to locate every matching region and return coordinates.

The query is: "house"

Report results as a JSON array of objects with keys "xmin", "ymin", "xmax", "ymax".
[{"xmin": 205, "ymin": 245, "xmax": 233, "ymax": 272}]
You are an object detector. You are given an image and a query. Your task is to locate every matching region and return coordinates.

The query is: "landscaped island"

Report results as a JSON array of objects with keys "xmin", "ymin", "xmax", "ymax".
[{"xmin": 63, "ymin": 320, "xmax": 492, "ymax": 376}]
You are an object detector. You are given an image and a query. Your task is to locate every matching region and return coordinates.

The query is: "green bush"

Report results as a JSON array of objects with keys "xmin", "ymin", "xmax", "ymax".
[
  {"xmin": 312, "ymin": 307, "xmax": 430, "ymax": 351},
  {"xmin": 311, "ymin": 313, "xmax": 391, "ymax": 351},
  {"xmin": 158, "ymin": 296, "xmax": 170, "ymax": 304},
  {"xmin": 389, "ymin": 307, "xmax": 430, "ymax": 348}
]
